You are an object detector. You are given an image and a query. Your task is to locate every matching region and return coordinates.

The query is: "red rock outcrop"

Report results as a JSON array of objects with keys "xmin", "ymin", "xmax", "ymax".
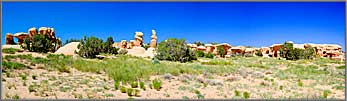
[
  {"xmin": 14, "ymin": 32, "xmax": 29, "ymax": 45},
  {"xmin": 28, "ymin": 27, "xmax": 38, "ymax": 40},
  {"xmin": 5, "ymin": 33, "xmax": 16, "ymax": 45}
]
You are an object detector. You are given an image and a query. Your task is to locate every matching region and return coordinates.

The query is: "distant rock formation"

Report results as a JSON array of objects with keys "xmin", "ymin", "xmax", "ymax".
[
  {"xmin": 150, "ymin": 30, "xmax": 157, "ymax": 48},
  {"xmin": 14, "ymin": 32, "xmax": 29, "ymax": 45},
  {"xmin": 5, "ymin": 33, "xmax": 16, "ymax": 45},
  {"xmin": 120, "ymin": 40, "xmax": 127, "ymax": 49},
  {"xmin": 134, "ymin": 32, "xmax": 143, "ymax": 47}
]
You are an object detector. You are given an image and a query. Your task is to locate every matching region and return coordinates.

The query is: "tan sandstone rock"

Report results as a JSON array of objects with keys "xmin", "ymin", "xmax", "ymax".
[
  {"xmin": 5, "ymin": 33, "xmax": 16, "ymax": 45},
  {"xmin": 150, "ymin": 30, "xmax": 157, "ymax": 48},
  {"xmin": 120, "ymin": 40, "xmax": 127, "ymax": 49},
  {"xmin": 28, "ymin": 27, "xmax": 38, "ymax": 40},
  {"xmin": 134, "ymin": 32, "xmax": 144, "ymax": 47}
]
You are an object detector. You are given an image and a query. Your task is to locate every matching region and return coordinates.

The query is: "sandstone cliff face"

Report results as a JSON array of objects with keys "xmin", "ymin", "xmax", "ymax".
[{"xmin": 14, "ymin": 32, "xmax": 29, "ymax": 45}]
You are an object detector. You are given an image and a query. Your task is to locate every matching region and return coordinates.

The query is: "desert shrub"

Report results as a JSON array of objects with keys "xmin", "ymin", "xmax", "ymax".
[
  {"xmin": 152, "ymin": 79, "xmax": 162, "ymax": 91},
  {"xmin": 155, "ymin": 38, "xmax": 197, "ymax": 63},
  {"xmin": 280, "ymin": 42, "xmax": 315, "ymax": 60},
  {"xmin": 298, "ymin": 79, "xmax": 303, "ymax": 87},
  {"xmin": 2, "ymin": 61, "xmax": 27, "ymax": 70},
  {"xmin": 76, "ymin": 36, "xmax": 104, "ymax": 58},
  {"xmin": 205, "ymin": 52, "xmax": 214, "ymax": 59},
  {"xmin": 193, "ymin": 41, "xmax": 204, "ymax": 46},
  {"xmin": 114, "ymin": 81, "xmax": 120, "ymax": 90},
  {"xmin": 2, "ymin": 48, "xmax": 19, "ymax": 54},
  {"xmin": 130, "ymin": 81, "xmax": 138, "ymax": 88},
  {"xmin": 279, "ymin": 85, "xmax": 284, "ymax": 90},
  {"xmin": 243, "ymin": 92, "xmax": 250, "ymax": 99},
  {"xmin": 323, "ymin": 90, "xmax": 331, "ymax": 98},
  {"xmin": 142, "ymin": 43, "xmax": 150, "ymax": 50},
  {"xmin": 196, "ymin": 50, "xmax": 205, "ymax": 57},
  {"xmin": 244, "ymin": 53, "xmax": 254, "ymax": 57},
  {"xmin": 32, "ymin": 75, "xmax": 38, "ymax": 80},
  {"xmin": 134, "ymin": 89, "xmax": 140, "ymax": 97},
  {"xmin": 21, "ymin": 34, "xmax": 59, "ymax": 53},
  {"xmin": 336, "ymin": 65, "xmax": 345, "ymax": 69},
  {"xmin": 217, "ymin": 46, "xmax": 226, "ymax": 58},
  {"xmin": 140, "ymin": 81, "xmax": 146, "ymax": 90},
  {"xmin": 120, "ymin": 86, "xmax": 127, "ymax": 93},
  {"xmin": 102, "ymin": 36, "xmax": 119, "ymax": 55},
  {"xmin": 118, "ymin": 49, "xmax": 128, "ymax": 55},
  {"xmin": 234, "ymin": 90, "xmax": 240, "ymax": 96},
  {"xmin": 127, "ymin": 88, "xmax": 134, "ymax": 96},
  {"xmin": 255, "ymin": 50, "xmax": 263, "ymax": 57}
]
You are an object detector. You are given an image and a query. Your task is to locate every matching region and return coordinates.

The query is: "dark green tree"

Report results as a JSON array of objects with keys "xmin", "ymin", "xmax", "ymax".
[{"xmin": 155, "ymin": 38, "xmax": 197, "ymax": 62}]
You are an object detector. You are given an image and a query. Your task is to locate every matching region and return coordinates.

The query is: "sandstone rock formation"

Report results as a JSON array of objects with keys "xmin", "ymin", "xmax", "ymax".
[
  {"xmin": 270, "ymin": 44, "xmax": 282, "ymax": 58},
  {"xmin": 306, "ymin": 43, "xmax": 343, "ymax": 60},
  {"xmin": 5, "ymin": 33, "xmax": 16, "ymax": 45},
  {"xmin": 205, "ymin": 44, "xmax": 215, "ymax": 53},
  {"xmin": 128, "ymin": 40, "xmax": 135, "ymax": 49},
  {"xmin": 260, "ymin": 47, "xmax": 271, "ymax": 57},
  {"xmin": 14, "ymin": 32, "xmax": 29, "ymax": 45},
  {"xmin": 229, "ymin": 46, "xmax": 246, "ymax": 55},
  {"xmin": 28, "ymin": 27, "xmax": 38, "ymax": 40},
  {"xmin": 39, "ymin": 27, "xmax": 48, "ymax": 35},
  {"xmin": 150, "ymin": 30, "xmax": 157, "ymax": 48},
  {"xmin": 134, "ymin": 32, "xmax": 144, "ymax": 47},
  {"xmin": 187, "ymin": 44, "xmax": 198, "ymax": 51},
  {"xmin": 120, "ymin": 40, "xmax": 127, "ymax": 49},
  {"xmin": 197, "ymin": 46, "xmax": 207, "ymax": 51},
  {"xmin": 216, "ymin": 43, "xmax": 231, "ymax": 55}
]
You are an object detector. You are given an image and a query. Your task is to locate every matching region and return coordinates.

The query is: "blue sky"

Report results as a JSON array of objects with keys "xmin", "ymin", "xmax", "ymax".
[{"xmin": 2, "ymin": 2, "xmax": 345, "ymax": 50}]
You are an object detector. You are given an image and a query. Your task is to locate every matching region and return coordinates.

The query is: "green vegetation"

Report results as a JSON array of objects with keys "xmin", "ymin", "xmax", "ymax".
[
  {"xmin": 32, "ymin": 75, "xmax": 38, "ymax": 80},
  {"xmin": 64, "ymin": 38, "xmax": 81, "ymax": 45},
  {"xmin": 130, "ymin": 81, "xmax": 138, "ymax": 88},
  {"xmin": 243, "ymin": 92, "xmax": 250, "ymax": 99},
  {"xmin": 120, "ymin": 86, "xmax": 127, "ymax": 93},
  {"xmin": 156, "ymin": 38, "xmax": 197, "ymax": 63},
  {"xmin": 279, "ymin": 42, "xmax": 315, "ymax": 60},
  {"xmin": 323, "ymin": 90, "xmax": 331, "ymax": 98},
  {"xmin": 140, "ymin": 81, "xmax": 146, "ymax": 90},
  {"xmin": 76, "ymin": 36, "xmax": 119, "ymax": 58},
  {"xmin": 2, "ymin": 48, "xmax": 19, "ymax": 54},
  {"xmin": 21, "ymin": 34, "xmax": 61, "ymax": 53},
  {"xmin": 127, "ymin": 88, "xmax": 134, "ymax": 96},
  {"xmin": 336, "ymin": 65, "xmax": 345, "ymax": 69},
  {"xmin": 152, "ymin": 79, "xmax": 162, "ymax": 91},
  {"xmin": 205, "ymin": 52, "xmax": 214, "ymax": 59},
  {"xmin": 217, "ymin": 46, "xmax": 226, "ymax": 58},
  {"xmin": 2, "ymin": 61, "xmax": 27, "ymax": 70},
  {"xmin": 196, "ymin": 50, "xmax": 205, "ymax": 57},
  {"xmin": 234, "ymin": 90, "xmax": 240, "ymax": 96},
  {"xmin": 193, "ymin": 41, "xmax": 204, "ymax": 46},
  {"xmin": 114, "ymin": 81, "xmax": 120, "ymax": 90}
]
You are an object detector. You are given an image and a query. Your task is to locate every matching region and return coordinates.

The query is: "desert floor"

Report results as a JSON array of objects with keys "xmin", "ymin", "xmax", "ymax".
[{"xmin": 1, "ymin": 51, "xmax": 345, "ymax": 99}]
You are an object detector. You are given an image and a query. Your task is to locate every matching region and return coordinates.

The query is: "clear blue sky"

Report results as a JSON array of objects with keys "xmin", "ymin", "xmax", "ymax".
[{"xmin": 2, "ymin": 2, "xmax": 345, "ymax": 50}]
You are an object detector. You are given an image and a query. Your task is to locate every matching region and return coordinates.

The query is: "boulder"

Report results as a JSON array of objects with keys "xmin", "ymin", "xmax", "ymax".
[
  {"xmin": 150, "ymin": 30, "xmax": 157, "ymax": 48},
  {"xmin": 54, "ymin": 42, "xmax": 80, "ymax": 56},
  {"xmin": 5, "ymin": 33, "xmax": 16, "ymax": 45},
  {"xmin": 145, "ymin": 48, "xmax": 156, "ymax": 58},
  {"xmin": 13, "ymin": 32, "xmax": 29, "ymax": 45},
  {"xmin": 126, "ymin": 47, "xmax": 146, "ymax": 57}
]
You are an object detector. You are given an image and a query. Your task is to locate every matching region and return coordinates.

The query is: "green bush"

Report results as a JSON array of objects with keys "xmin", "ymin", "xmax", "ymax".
[
  {"xmin": 193, "ymin": 41, "xmax": 204, "ymax": 46},
  {"xmin": 140, "ymin": 81, "xmax": 146, "ymax": 90},
  {"xmin": 21, "ymin": 34, "xmax": 60, "ymax": 53},
  {"xmin": 279, "ymin": 42, "xmax": 314, "ymax": 60},
  {"xmin": 130, "ymin": 81, "xmax": 138, "ymax": 88},
  {"xmin": 127, "ymin": 88, "xmax": 134, "ymax": 96},
  {"xmin": 152, "ymin": 79, "xmax": 162, "ymax": 91},
  {"xmin": 205, "ymin": 52, "xmax": 214, "ymax": 59},
  {"xmin": 323, "ymin": 90, "xmax": 331, "ymax": 98},
  {"xmin": 120, "ymin": 86, "xmax": 127, "ymax": 93},
  {"xmin": 155, "ymin": 38, "xmax": 197, "ymax": 63},
  {"xmin": 77, "ymin": 36, "xmax": 104, "ymax": 58},
  {"xmin": 2, "ymin": 48, "xmax": 19, "ymax": 54},
  {"xmin": 142, "ymin": 43, "xmax": 150, "ymax": 50},
  {"xmin": 114, "ymin": 81, "xmax": 120, "ymax": 90},
  {"xmin": 234, "ymin": 90, "xmax": 240, "ymax": 96},
  {"xmin": 102, "ymin": 36, "xmax": 119, "ymax": 55},
  {"xmin": 217, "ymin": 46, "xmax": 226, "ymax": 58},
  {"xmin": 243, "ymin": 92, "xmax": 250, "ymax": 99},
  {"xmin": 2, "ymin": 61, "xmax": 26, "ymax": 70},
  {"xmin": 196, "ymin": 50, "xmax": 205, "ymax": 57}
]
